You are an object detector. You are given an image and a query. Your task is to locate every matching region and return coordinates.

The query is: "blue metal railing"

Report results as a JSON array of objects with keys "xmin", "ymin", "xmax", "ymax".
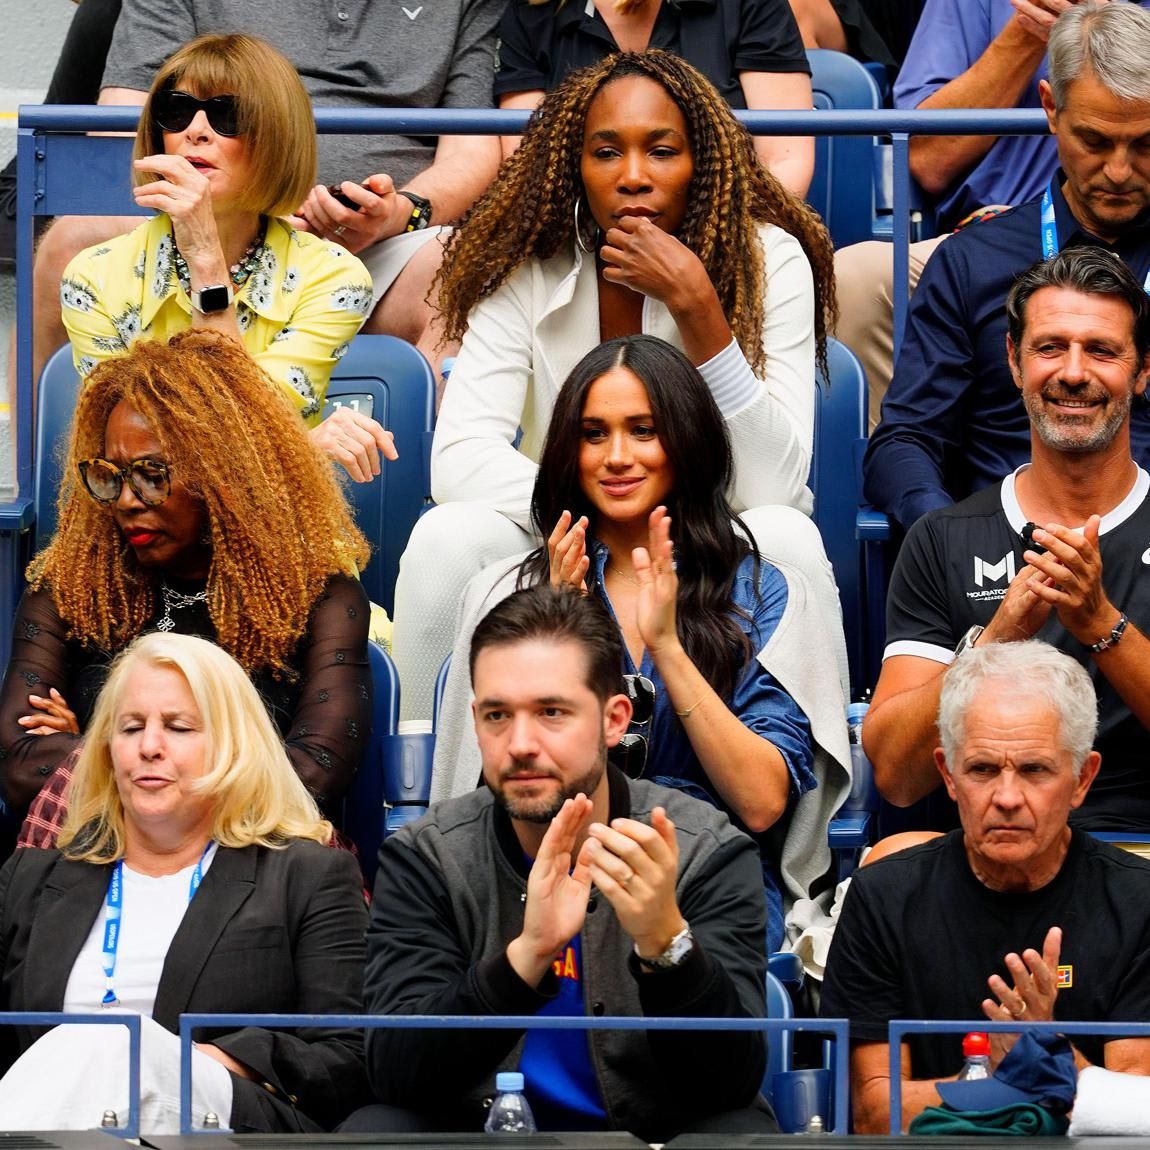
[
  {"xmin": 177, "ymin": 1012, "xmax": 851, "ymax": 1136},
  {"xmin": 0, "ymin": 1011, "xmax": 142, "ymax": 1137},
  {"xmin": 888, "ymin": 1018, "xmax": 1150, "ymax": 1135}
]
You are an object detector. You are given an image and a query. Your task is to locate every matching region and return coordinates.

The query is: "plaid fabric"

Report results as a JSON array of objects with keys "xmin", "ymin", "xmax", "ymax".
[{"xmin": 17, "ymin": 756, "xmax": 76, "ymax": 850}]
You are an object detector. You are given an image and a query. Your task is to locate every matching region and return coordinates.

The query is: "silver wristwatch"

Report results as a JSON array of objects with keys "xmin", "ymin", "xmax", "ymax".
[
  {"xmin": 954, "ymin": 624, "xmax": 985, "ymax": 658},
  {"xmin": 636, "ymin": 923, "xmax": 694, "ymax": 971}
]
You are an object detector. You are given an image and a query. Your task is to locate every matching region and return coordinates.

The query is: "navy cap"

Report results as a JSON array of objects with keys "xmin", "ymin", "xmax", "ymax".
[{"xmin": 936, "ymin": 1031, "xmax": 1076, "ymax": 1114}]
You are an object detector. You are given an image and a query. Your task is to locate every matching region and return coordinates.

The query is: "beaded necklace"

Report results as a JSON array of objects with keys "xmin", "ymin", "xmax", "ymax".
[{"xmin": 173, "ymin": 216, "xmax": 268, "ymax": 296}]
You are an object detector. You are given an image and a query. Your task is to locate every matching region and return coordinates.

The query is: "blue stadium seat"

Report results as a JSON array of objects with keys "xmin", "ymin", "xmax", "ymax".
[
  {"xmin": 806, "ymin": 49, "xmax": 882, "ymax": 249},
  {"xmin": 323, "ymin": 334, "xmax": 436, "ymax": 617},
  {"xmin": 764, "ymin": 969, "xmax": 834, "ymax": 1132},
  {"xmin": 809, "ymin": 338, "xmax": 869, "ymax": 695}
]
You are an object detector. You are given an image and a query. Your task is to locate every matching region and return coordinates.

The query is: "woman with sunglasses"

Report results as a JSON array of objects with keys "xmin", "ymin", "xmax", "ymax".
[
  {"xmin": 433, "ymin": 336, "xmax": 850, "ymax": 952},
  {"xmin": 58, "ymin": 33, "xmax": 391, "ymax": 482},
  {"xmin": 0, "ymin": 333, "xmax": 372, "ymax": 839}
]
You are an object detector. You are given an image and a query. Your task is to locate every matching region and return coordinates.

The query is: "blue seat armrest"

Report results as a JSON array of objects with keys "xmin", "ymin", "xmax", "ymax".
[
  {"xmin": 857, "ymin": 506, "xmax": 891, "ymax": 541},
  {"xmin": 0, "ymin": 498, "xmax": 36, "ymax": 531},
  {"xmin": 384, "ymin": 803, "xmax": 429, "ymax": 837},
  {"xmin": 828, "ymin": 812, "xmax": 873, "ymax": 850},
  {"xmin": 767, "ymin": 950, "xmax": 805, "ymax": 990},
  {"xmin": 382, "ymin": 732, "xmax": 435, "ymax": 807}
]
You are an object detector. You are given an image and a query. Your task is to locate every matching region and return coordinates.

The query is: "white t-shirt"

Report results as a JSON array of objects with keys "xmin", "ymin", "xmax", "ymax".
[{"xmin": 63, "ymin": 845, "xmax": 217, "ymax": 1016}]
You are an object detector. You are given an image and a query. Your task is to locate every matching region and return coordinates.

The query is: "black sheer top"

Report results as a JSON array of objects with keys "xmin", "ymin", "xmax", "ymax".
[{"xmin": 0, "ymin": 573, "xmax": 372, "ymax": 814}]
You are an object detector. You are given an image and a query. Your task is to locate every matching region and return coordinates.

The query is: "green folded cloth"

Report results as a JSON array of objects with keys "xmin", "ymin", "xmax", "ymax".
[{"xmin": 909, "ymin": 1102, "xmax": 1070, "ymax": 1136}]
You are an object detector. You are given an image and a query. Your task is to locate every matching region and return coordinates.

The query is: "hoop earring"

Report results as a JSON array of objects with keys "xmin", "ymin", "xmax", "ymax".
[{"xmin": 574, "ymin": 196, "xmax": 595, "ymax": 255}]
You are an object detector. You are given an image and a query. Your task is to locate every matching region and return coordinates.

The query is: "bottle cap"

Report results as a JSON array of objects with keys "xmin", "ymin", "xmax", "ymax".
[
  {"xmin": 495, "ymin": 1071, "xmax": 525, "ymax": 1092},
  {"xmin": 963, "ymin": 1031, "xmax": 990, "ymax": 1057},
  {"xmin": 847, "ymin": 702, "xmax": 870, "ymax": 723}
]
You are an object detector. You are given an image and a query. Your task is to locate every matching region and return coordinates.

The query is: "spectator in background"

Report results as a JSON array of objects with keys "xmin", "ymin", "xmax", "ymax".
[
  {"xmin": 822, "ymin": 641, "xmax": 1150, "ymax": 1133},
  {"xmin": 788, "ymin": 0, "xmax": 920, "ymax": 80},
  {"xmin": 431, "ymin": 336, "xmax": 851, "ymax": 953},
  {"xmin": 58, "ymin": 33, "xmax": 392, "ymax": 481},
  {"xmin": 834, "ymin": 0, "xmax": 1150, "ymax": 428},
  {"xmin": 24, "ymin": 0, "xmax": 503, "ymax": 390},
  {"xmin": 391, "ymin": 51, "xmax": 840, "ymax": 723},
  {"xmin": 1, "ymin": 333, "xmax": 371, "ymax": 838},
  {"xmin": 863, "ymin": 0, "xmax": 1150, "ymax": 529},
  {"xmin": 865, "ymin": 249, "xmax": 1150, "ymax": 828},
  {"xmin": 493, "ymin": 0, "xmax": 815, "ymax": 196}
]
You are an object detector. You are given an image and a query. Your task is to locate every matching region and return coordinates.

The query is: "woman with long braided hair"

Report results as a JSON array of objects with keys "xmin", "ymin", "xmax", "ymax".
[
  {"xmin": 0, "ymin": 331, "xmax": 372, "ymax": 837},
  {"xmin": 393, "ymin": 49, "xmax": 843, "ymax": 721}
]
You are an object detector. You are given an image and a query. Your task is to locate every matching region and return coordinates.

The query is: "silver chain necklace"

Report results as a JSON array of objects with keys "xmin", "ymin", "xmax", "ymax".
[{"xmin": 156, "ymin": 583, "xmax": 209, "ymax": 632}]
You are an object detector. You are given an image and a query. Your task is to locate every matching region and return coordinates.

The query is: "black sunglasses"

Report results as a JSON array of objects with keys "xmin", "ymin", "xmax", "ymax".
[
  {"xmin": 609, "ymin": 674, "xmax": 656, "ymax": 780},
  {"xmin": 153, "ymin": 89, "xmax": 240, "ymax": 137},
  {"xmin": 79, "ymin": 458, "xmax": 172, "ymax": 507}
]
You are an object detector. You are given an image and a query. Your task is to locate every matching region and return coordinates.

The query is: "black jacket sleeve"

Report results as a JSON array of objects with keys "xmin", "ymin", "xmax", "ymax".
[{"xmin": 363, "ymin": 836, "xmax": 554, "ymax": 1107}]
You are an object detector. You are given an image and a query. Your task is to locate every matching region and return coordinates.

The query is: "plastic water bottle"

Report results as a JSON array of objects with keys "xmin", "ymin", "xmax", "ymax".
[
  {"xmin": 485, "ymin": 1071, "xmax": 538, "ymax": 1134},
  {"xmin": 957, "ymin": 1032, "xmax": 991, "ymax": 1080},
  {"xmin": 845, "ymin": 701, "xmax": 871, "ymax": 810}
]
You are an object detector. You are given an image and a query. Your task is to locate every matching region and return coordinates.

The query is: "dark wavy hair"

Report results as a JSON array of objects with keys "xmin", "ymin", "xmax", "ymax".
[
  {"xmin": 434, "ymin": 50, "xmax": 835, "ymax": 378},
  {"xmin": 519, "ymin": 335, "xmax": 757, "ymax": 702}
]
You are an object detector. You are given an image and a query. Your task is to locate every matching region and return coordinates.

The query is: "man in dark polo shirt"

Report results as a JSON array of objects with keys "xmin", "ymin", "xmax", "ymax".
[
  {"xmin": 823, "ymin": 640, "xmax": 1150, "ymax": 1134},
  {"xmin": 864, "ymin": 248, "xmax": 1150, "ymax": 829},
  {"xmin": 864, "ymin": 1, "xmax": 1150, "ymax": 530}
]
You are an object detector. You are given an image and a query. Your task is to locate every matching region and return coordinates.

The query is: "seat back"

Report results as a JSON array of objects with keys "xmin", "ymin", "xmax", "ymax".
[
  {"xmin": 806, "ymin": 49, "xmax": 882, "ymax": 248},
  {"xmin": 325, "ymin": 334, "xmax": 436, "ymax": 616},
  {"xmin": 809, "ymin": 339, "xmax": 868, "ymax": 695},
  {"xmin": 33, "ymin": 345, "xmax": 82, "ymax": 552}
]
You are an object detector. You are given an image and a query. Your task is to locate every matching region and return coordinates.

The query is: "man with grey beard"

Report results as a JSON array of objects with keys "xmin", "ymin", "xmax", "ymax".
[{"xmin": 864, "ymin": 246, "xmax": 1150, "ymax": 831}]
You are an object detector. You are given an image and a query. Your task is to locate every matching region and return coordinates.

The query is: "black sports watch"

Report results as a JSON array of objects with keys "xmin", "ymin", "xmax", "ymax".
[
  {"xmin": 190, "ymin": 283, "xmax": 235, "ymax": 314},
  {"xmin": 398, "ymin": 190, "xmax": 433, "ymax": 232}
]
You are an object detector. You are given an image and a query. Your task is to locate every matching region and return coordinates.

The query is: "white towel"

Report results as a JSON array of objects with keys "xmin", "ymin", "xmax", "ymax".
[{"xmin": 1069, "ymin": 1065, "xmax": 1150, "ymax": 1135}]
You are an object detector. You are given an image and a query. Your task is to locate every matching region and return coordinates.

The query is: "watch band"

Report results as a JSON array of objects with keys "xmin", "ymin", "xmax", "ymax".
[
  {"xmin": 636, "ymin": 923, "xmax": 694, "ymax": 971},
  {"xmin": 398, "ymin": 190, "xmax": 432, "ymax": 232},
  {"xmin": 1089, "ymin": 612, "xmax": 1129, "ymax": 654},
  {"xmin": 954, "ymin": 624, "xmax": 985, "ymax": 658},
  {"xmin": 190, "ymin": 283, "xmax": 235, "ymax": 315}
]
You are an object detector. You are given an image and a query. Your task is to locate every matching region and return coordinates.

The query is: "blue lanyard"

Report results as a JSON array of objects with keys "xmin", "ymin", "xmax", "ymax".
[
  {"xmin": 101, "ymin": 840, "xmax": 213, "ymax": 1007},
  {"xmin": 1041, "ymin": 182, "xmax": 1150, "ymax": 291}
]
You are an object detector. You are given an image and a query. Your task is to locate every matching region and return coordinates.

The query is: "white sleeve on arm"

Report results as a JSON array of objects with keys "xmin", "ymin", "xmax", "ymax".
[
  {"xmin": 429, "ymin": 271, "xmax": 540, "ymax": 530},
  {"xmin": 722, "ymin": 225, "xmax": 816, "ymax": 514}
]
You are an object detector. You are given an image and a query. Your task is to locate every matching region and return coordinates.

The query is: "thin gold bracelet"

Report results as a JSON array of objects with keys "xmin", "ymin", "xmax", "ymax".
[{"xmin": 675, "ymin": 695, "xmax": 707, "ymax": 719}]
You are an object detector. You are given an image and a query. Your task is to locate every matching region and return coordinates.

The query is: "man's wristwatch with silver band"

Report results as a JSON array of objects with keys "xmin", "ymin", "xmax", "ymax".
[
  {"xmin": 954, "ymin": 624, "xmax": 985, "ymax": 658},
  {"xmin": 635, "ymin": 923, "xmax": 694, "ymax": 971}
]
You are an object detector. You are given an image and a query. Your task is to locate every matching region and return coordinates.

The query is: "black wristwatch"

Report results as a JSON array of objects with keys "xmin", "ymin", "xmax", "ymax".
[
  {"xmin": 398, "ymin": 190, "xmax": 433, "ymax": 232},
  {"xmin": 190, "ymin": 283, "xmax": 234, "ymax": 314}
]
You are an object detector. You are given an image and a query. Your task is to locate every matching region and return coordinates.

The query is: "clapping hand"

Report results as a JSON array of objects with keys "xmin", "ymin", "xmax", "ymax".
[
  {"xmin": 633, "ymin": 506, "xmax": 680, "ymax": 658},
  {"xmin": 981, "ymin": 926, "xmax": 1062, "ymax": 1068},
  {"xmin": 547, "ymin": 511, "xmax": 590, "ymax": 591}
]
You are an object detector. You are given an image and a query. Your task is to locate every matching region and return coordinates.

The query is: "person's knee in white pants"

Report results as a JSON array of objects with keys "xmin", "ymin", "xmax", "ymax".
[{"xmin": 391, "ymin": 503, "xmax": 534, "ymax": 721}]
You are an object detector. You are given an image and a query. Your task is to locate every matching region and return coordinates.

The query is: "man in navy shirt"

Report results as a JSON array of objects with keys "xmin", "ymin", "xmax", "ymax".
[
  {"xmin": 864, "ymin": 0, "xmax": 1150, "ymax": 529},
  {"xmin": 864, "ymin": 248, "xmax": 1150, "ymax": 830}
]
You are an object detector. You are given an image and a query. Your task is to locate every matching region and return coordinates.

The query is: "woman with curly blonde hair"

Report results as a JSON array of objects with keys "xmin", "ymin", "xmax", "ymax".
[
  {"xmin": 394, "ymin": 50, "xmax": 843, "ymax": 720},
  {"xmin": 0, "ymin": 331, "xmax": 372, "ymax": 829}
]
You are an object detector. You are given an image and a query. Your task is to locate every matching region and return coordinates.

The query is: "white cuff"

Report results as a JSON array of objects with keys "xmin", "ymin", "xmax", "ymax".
[{"xmin": 699, "ymin": 338, "xmax": 762, "ymax": 419}]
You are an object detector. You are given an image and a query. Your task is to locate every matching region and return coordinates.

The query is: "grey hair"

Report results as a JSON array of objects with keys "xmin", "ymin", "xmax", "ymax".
[
  {"xmin": 938, "ymin": 641, "xmax": 1098, "ymax": 777},
  {"xmin": 1048, "ymin": 1, "xmax": 1150, "ymax": 110}
]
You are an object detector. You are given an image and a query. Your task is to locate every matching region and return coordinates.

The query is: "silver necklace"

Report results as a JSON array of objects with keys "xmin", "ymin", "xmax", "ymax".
[{"xmin": 156, "ymin": 583, "xmax": 209, "ymax": 632}]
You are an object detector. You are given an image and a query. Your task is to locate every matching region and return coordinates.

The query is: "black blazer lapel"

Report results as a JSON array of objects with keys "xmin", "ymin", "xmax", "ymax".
[
  {"xmin": 151, "ymin": 845, "xmax": 257, "ymax": 1030},
  {"xmin": 24, "ymin": 859, "xmax": 109, "ymax": 1010}
]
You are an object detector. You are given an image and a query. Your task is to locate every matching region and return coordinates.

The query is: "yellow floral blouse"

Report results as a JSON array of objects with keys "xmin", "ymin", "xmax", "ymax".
[{"xmin": 60, "ymin": 214, "xmax": 374, "ymax": 424}]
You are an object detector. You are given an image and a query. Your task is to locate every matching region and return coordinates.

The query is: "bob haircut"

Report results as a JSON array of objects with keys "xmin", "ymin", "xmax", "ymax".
[
  {"xmin": 59, "ymin": 632, "xmax": 332, "ymax": 862},
  {"xmin": 133, "ymin": 33, "xmax": 317, "ymax": 217},
  {"xmin": 523, "ymin": 335, "xmax": 757, "ymax": 702}
]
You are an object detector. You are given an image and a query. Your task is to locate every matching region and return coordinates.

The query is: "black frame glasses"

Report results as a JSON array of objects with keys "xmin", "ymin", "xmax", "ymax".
[
  {"xmin": 78, "ymin": 458, "xmax": 173, "ymax": 507},
  {"xmin": 609, "ymin": 674, "xmax": 656, "ymax": 780},
  {"xmin": 153, "ymin": 89, "xmax": 240, "ymax": 137}
]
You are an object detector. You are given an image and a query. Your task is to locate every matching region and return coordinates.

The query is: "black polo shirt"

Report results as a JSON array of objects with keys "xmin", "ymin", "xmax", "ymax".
[
  {"xmin": 864, "ymin": 178, "xmax": 1150, "ymax": 530},
  {"xmin": 885, "ymin": 469, "xmax": 1150, "ymax": 831},
  {"xmin": 493, "ymin": 0, "xmax": 809, "ymax": 108}
]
